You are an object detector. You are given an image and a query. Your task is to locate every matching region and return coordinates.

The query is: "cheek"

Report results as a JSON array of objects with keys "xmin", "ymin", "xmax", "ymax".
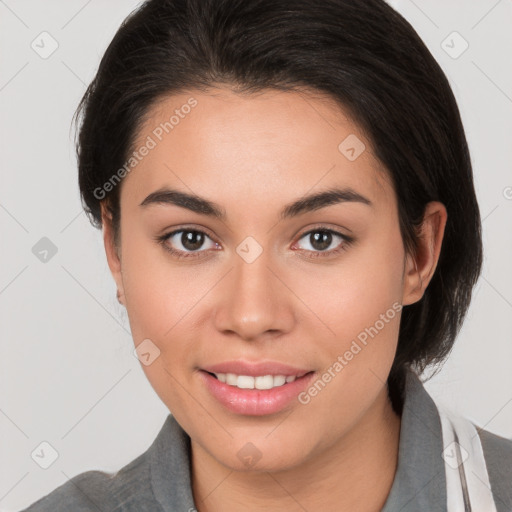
[
  {"xmin": 118, "ymin": 233, "xmax": 201, "ymax": 411},
  {"xmin": 118, "ymin": 229, "xmax": 217, "ymax": 402},
  {"xmin": 291, "ymin": 225, "xmax": 405, "ymax": 416},
  {"xmin": 296, "ymin": 227, "xmax": 405, "ymax": 348},
  {"xmin": 286, "ymin": 247, "xmax": 404, "ymax": 446},
  {"xmin": 120, "ymin": 231, "xmax": 199, "ymax": 340}
]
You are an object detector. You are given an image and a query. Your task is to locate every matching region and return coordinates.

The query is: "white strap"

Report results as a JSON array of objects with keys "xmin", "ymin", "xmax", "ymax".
[{"xmin": 438, "ymin": 404, "xmax": 498, "ymax": 512}]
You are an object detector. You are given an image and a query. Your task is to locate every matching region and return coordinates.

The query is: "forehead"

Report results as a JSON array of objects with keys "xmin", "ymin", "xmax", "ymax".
[{"xmin": 123, "ymin": 87, "xmax": 394, "ymax": 212}]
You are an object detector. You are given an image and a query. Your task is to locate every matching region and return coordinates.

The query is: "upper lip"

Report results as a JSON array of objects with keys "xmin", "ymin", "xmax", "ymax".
[{"xmin": 201, "ymin": 360, "xmax": 312, "ymax": 377}]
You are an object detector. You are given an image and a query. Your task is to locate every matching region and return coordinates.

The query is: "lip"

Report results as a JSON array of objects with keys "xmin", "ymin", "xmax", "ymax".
[
  {"xmin": 198, "ymin": 364, "xmax": 316, "ymax": 416},
  {"xmin": 201, "ymin": 360, "xmax": 311, "ymax": 377}
]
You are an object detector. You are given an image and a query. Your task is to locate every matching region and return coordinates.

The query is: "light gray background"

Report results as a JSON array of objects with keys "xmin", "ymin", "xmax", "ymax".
[{"xmin": 1, "ymin": 0, "xmax": 511, "ymax": 510}]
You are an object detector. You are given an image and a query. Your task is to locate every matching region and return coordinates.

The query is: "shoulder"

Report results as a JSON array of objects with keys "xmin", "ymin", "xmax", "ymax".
[
  {"xmin": 20, "ymin": 414, "xmax": 192, "ymax": 512},
  {"xmin": 478, "ymin": 426, "xmax": 512, "ymax": 511},
  {"xmin": 20, "ymin": 450, "xmax": 163, "ymax": 512}
]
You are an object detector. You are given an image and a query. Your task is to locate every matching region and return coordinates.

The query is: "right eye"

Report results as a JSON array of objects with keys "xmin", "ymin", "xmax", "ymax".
[{"xmin": 157, "ymin": 228, "xmax": 220, "ymax": 259}]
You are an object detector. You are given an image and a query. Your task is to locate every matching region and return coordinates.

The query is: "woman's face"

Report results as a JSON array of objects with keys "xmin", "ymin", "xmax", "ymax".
[{"xmin": 103, "ymin": 87, "xmax": 425, "ymax": 472}]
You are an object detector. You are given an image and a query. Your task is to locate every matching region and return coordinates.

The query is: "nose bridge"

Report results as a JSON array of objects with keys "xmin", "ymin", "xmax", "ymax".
[{"xmin": 213, "ymin": 240, "xmax": 294, "ymax": 339}]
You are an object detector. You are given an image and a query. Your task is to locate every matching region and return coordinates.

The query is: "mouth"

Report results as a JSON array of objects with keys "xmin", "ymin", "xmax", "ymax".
[{"xmin": 199, "ymin": 368, "xmax": 317, "ymax": 416}]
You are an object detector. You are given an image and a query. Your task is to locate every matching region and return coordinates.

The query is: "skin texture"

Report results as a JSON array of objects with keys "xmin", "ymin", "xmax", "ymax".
[{"xmin": 101, "ymin": 87, "xmax": 447, "ymax": 512}]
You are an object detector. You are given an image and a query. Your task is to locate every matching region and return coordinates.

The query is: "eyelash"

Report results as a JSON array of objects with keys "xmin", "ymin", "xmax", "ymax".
[{"xmin": 155, "ymin": 225, "xmax": 354, "ymax": 260}]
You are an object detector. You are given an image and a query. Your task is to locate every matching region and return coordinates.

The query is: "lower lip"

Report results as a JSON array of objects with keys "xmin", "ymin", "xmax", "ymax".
[{"xmin": 199, "ymin": 370, "xmax": 317, "ymax": 416}]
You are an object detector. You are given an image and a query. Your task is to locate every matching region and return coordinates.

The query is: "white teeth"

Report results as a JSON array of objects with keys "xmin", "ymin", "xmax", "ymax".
[
  {"xmin": 237, "ymin": 375, "xmax": 254, "ymax": 389},
  {"xmin": 255, "ymin": 375, "xmax": 273, "ymax": 390},
  {"xmin": 226, "ymin": 373, "xmax": 238, "ymax": 386},
  {"xmin": 273, "ymin": 375, "xmax": 286, "ymax": 387},
  {"xmin": 213, "ymin": 372, "xmax": 299, "ymax": 390}
]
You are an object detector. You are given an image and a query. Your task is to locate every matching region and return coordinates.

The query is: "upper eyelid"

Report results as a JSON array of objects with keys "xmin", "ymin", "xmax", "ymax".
[
  {"xmin": 299, "ymin": 226, "xmax": 347, "ymax": 238},
  {"xmin": 162, "ymin": 225, "xmax": 217, "ymax": 241}
]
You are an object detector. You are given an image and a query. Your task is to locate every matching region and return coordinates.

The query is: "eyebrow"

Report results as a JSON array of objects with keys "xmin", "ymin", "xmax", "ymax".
[{"xmin": 139, "ymin": 186, "xmax": 372, "ymax": 220}]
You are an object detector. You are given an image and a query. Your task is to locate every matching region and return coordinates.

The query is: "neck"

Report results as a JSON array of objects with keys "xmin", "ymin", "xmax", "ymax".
[{"xmin": 191, "ymin": 384, "xmax": 401, "ymax": 512}]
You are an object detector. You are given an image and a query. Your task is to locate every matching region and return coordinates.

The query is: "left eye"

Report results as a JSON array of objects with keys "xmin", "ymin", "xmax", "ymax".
[
  {"xmin": 295, "ymin": 228, "xmax": 348, "ymax": 253},
  {"xmin": 160, "ymin": 229, "xmax": 218, "ymax": 255}
]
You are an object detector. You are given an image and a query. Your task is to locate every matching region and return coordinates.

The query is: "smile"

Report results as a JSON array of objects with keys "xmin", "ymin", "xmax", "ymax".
[{"xmin": 199, "ymin": 368, "xmax": 316, "ymax": 415}]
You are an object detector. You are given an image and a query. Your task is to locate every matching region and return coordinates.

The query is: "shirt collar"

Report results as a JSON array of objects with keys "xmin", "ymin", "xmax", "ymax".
[
  {"xmin": 149, "ymin": 411, "xmax": 195, "ymax": 511},
  {"xmin": 381, "ymin": 368, "xmax": 447, "ymax": 511}
]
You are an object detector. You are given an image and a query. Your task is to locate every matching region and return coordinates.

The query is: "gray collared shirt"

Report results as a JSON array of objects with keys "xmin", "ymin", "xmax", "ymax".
[{"xmin": 21, "ymin": 370, "xmax": 512, "ymax": 511}]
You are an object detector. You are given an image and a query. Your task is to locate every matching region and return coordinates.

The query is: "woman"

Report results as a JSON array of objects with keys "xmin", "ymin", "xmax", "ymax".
[{"xmin": 21, "ymin": 0, "xmax": 512, "ymax": 510}]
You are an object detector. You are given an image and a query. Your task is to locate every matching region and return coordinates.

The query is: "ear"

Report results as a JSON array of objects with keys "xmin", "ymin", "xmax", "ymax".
[
  {"xmin": 100, "ymin": 202, "xmax": 126, "ymax": 306},
  {"xmin": 402, "ymin": 201, "xmax": 447, "ymax": 306}
]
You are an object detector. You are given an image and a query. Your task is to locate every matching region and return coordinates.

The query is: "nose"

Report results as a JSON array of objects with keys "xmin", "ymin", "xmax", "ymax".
[{"xmin": 212, "ymin": 249, "xmax": 295, "ymax": 342}]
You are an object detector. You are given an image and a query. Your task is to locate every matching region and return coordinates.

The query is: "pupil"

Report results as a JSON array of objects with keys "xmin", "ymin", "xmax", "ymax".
[
  {"xmin": 311, "ymin": 231, "xmax": 331, "ymax": 251},
  {"xmin": 182, "ymin": 231, "xmax": 204, "ymax": 251}
]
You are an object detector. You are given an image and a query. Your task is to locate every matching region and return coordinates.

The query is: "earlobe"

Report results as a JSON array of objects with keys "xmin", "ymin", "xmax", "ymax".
[
  {"xmin": 402, "ymin": 201, "xmax": 447, "ymax": 306},
  {"xmin": 100, "ymin": 202, "xmax": 125, "ymax": 306}
]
